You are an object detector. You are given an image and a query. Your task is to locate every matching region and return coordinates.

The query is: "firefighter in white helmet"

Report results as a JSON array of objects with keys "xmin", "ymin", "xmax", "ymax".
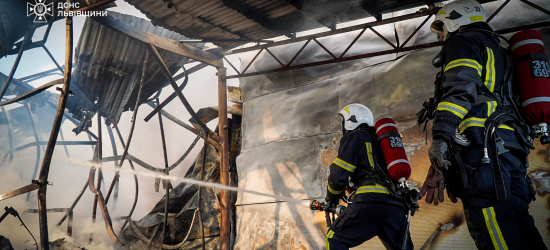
[
  {"xmin": 418, "ymin": 0, "xmax": 545, "ymax": 249},
  {"xmin": 325, "ymin": 103, "xmax": 414, "ymax": 250}
]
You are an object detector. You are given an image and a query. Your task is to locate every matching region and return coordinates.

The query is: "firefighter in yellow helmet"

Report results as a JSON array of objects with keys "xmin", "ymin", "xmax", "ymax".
[{"xmin": 418, "ymin": 0, "xmax": 546, "ymax": 249}]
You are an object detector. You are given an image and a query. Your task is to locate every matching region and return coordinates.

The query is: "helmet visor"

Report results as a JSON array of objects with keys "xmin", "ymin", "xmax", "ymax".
[{"xmin": 430, "ymin": 21, "xmax": 445, "ymax": 34}]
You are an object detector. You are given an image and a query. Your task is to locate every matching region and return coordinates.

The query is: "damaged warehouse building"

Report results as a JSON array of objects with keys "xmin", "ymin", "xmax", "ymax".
[{"xmin": 1, "ymin": 0, "xmax": 550, "ymax": 249}]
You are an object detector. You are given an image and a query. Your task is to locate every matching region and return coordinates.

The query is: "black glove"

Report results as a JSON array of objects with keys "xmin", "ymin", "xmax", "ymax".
[
  {"xmin": 420, "ymin": 139, "xmax": 451, "ymax": 205},
  {"xmin": 325, "ymin": 191, "xmax": 339, "ymax": 207}
]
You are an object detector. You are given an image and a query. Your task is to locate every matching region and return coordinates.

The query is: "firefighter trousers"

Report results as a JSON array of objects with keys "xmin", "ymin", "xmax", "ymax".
[
  {"xmin": 325, "ymin": 202, "xmax": 413, "ymax": 250},
  {"xmin": 460, "ymin": 148, "xmax": 547, "ymax": 250}
]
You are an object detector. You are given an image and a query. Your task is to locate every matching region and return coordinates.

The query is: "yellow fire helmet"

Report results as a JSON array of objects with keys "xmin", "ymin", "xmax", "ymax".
[
  {"xmin": 430, "ymin": 0, "xmax": 486, "ymax": 34},
  {"xmin": 338, "ymin": 103, "xmax": 374, "ymax": 131}
]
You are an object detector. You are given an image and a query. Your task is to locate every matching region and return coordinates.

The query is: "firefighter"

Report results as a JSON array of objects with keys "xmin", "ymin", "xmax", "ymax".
[
  {"xmin": 420, "ymin": 0, "xmax": 546, "ymax": 249},
  {"xmin": 325, "ymin": 103, "xmax": 413, "ymax": 250}
]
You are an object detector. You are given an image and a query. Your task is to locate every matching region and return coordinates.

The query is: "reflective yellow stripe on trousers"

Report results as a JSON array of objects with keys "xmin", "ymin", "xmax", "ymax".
[
  {"xmin": 326, "ymin": 230, "xmax": 335, "ymax": 250},
  {"xmin": 483, "ymin": 207, "xmax": 508, "ymax": 250}
]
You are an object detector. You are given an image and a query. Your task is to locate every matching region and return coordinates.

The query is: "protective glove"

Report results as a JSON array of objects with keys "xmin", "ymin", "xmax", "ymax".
[
  {"xmin": 420, "ymin": 165, "xmax": 446, "ymax": 205},
  {"xmin": 428, "ymin": 138, "xmax": 451, "ymax": 171},
  {"xmin": 420, "ymin": 139, "xmax": 451, "ymax": 205},
  {"xmin": 325, "ymin": 191, "xmax": 340, "ymax": 207}
]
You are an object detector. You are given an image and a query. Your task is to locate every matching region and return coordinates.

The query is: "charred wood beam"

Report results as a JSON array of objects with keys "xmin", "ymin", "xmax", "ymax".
[
  {"xmin": 91, "ymin": 14, "xmax": 223, "ymax": 67},
  {"xmin": 37, "ymin": 13, "xmax": 73, "ymax": 249},
  {"xmin": 224, "ymin": 7, "xmax": 440, "ymax": 55},
  {"xmin": 198, "ymin": 133, "xmax": 207, "ymax": 250},
  {"xmin": 218, "ymin": 67, "xmax": 230, "ymax": 250}
]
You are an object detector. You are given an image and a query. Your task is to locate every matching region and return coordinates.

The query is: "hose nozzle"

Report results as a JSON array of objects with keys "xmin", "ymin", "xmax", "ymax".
[{"xmin": 310, "ymin": 200, "xmax": 345, "ymax": 216}]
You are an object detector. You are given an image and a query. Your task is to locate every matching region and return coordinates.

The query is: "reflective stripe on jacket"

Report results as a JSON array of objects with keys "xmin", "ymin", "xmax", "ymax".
[{"xmin": 433, "ymin": 22, "xmax": 518, "ymax": 145}]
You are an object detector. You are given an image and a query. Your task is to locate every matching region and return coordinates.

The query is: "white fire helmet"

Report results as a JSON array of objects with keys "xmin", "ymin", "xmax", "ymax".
[
  {"xmin": 338, "ymin": 103, "xmax": 374, "ymax": 131},
  {"xmin": 430, "ymin": 0, "xmax": 486, "ymax": 34}
]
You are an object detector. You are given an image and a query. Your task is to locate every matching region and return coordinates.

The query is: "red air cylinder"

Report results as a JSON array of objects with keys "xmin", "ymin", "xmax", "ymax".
[
  {"xmin": 510, "ymin": 30, "xmax": 550, "ymax": 126},
  {"xmin": 374, "ymin": 118, "xmax": 411, "ymax": 181}
]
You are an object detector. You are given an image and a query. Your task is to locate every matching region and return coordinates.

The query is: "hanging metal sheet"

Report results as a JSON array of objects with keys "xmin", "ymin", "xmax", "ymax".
[{"xmin": 66, "ymin": 11, "xmax": 204, "ymax": 126}]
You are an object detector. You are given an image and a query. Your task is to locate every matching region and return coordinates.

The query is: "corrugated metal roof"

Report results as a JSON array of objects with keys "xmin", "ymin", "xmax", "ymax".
[
  {"xmin": 124, "ymin": 0, "xmax": 501, "ymax": 50},
  {"xmin": 66, "ymin": 11, "xmax": 203, "ymax": 127},
  {"xmin": 125, "ymin": 0, "xmax": 285, "ymax": 49}
]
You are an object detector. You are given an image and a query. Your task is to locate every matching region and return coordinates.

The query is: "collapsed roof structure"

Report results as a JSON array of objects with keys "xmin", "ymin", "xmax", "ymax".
[{"xmin": 0, "ymin": 0, "xmax": 550, "ymax": 249}]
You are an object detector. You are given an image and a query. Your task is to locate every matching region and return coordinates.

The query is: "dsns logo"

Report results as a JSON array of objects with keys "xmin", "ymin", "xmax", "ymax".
[{"xmin": 27, "ymin": 0, "xmax": 53, "ymax": 23}]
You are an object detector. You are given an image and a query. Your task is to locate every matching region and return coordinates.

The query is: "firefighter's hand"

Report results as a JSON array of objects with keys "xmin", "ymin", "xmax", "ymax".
[
  {"xmin": 420, "ymin": 165, "xmax": 446, "ymax": 205},
  {"xmin": 428, "ymin": 139, "xmax": 451, "ymax": 171},
  {"xmin": 325, "ymin": 192, "xmax": 339, "ymax": 207}
]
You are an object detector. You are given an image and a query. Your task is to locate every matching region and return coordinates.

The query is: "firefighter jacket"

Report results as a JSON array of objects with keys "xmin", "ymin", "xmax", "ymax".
[
  {"xmin": 326, "ymin": 126, "xmax": 403, "ymax": 207},
  {"xmin": 432, "ymin": 22, "xmax": 520, "ymax": 147}
]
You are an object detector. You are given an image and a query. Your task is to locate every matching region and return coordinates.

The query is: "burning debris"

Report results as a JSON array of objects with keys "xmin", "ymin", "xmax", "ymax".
[{"xmin": 420, "ymin": 212, "xmax": 465, "ymax": 250}]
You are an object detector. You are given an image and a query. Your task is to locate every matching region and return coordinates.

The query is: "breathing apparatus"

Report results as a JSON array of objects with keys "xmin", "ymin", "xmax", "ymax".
[{"xmin": 417, "ymin": 0, "xmax": 545, "ymax": 201}]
